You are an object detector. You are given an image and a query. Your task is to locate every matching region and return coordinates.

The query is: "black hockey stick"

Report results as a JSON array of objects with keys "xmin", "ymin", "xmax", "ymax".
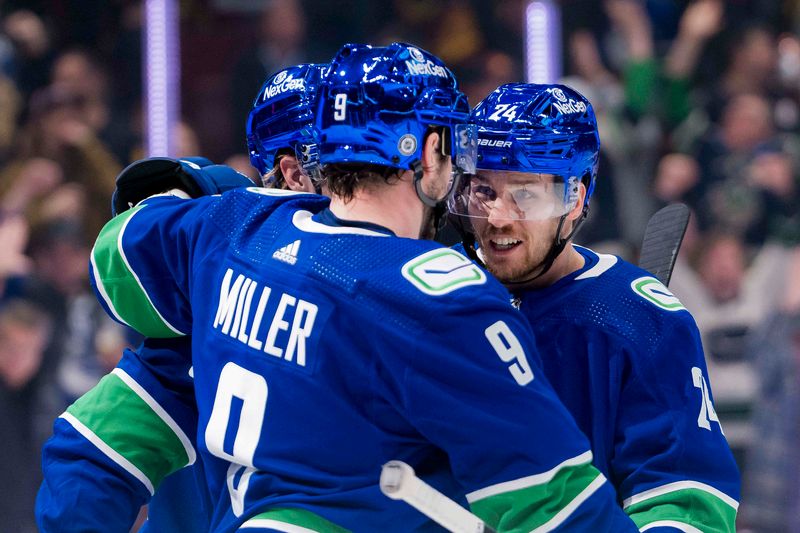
[
  {"xmin": 637, "ymin": 203, "xmax": 690, "ymax": 287},
  {"xmin": 380, "ymin": 461, "xmax": 497, "ymax": 533}
]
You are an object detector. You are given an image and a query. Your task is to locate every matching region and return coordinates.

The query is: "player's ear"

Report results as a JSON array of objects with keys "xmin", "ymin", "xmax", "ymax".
[
  {"xmin": 421, "ymin": 129, "xmax": 443, "ymax": 172},
  {"xmin": 280, "ymin": 156, "xmax": 314, "ymax": 192},
  {"xmin": 567, "ymin": 182, "xmax": 587, "ymax": 221}
]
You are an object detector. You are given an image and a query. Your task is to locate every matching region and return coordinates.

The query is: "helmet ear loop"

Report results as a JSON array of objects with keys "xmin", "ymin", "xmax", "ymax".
[
  {"xmin": 412, "ymin": 159, "xmax": 450, "ymax": 233},
  {"xmin": 412, "ymin": 125, "xmax": 457, "ymax": 208},
  {"xmin": 412, "ymin": 160, "xmax": 439, "ymax": 208},
  {"xmin": 412, "ymin": 153, "xmax": 466, "ymax": 235}
]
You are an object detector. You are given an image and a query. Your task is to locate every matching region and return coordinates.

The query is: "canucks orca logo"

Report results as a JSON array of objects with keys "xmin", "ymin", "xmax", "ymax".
[
  {"xmin": 402, "ymin": 249, "xmax": 486, "ymax": 295},
  {"xmin": 631, "ymin": 277, "xmax": 686, "ymax": 311}
]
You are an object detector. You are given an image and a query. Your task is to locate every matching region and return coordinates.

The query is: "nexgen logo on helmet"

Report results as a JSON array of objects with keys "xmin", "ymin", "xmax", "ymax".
[
  {"xmin": 261, "ymin": 73, "xmax": 305, "ymax": 100},
  {"xmin": 552, "ymin": 99, "xmax": 587, "ymax": 115},
  {"xmin": 405, "ymin": 59, "xmax": 450, "ymax": 78},
  {"xmin": 315, "ymin": 42, "xmax": 475, "ymax": 176},
  {"xmin": 246, "ymin": 63, "xmax": 329, "ymax": 180},
  {"xmin": 404, "ymin": 45, "xmax": 449, "ymax": 78}
]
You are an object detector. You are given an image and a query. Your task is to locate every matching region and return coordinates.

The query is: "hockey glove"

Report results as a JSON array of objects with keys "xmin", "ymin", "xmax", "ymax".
[{"xmin": 112, "ymin": 156, "xmax": 254, "ymax": 215}]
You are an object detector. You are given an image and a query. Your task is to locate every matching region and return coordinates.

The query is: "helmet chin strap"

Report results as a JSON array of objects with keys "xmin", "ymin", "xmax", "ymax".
[
  {"xmin": 504, "ymin": 204, "xmax": 589, "ymax": 289},
  {"xmin": 412, "ymin": 159, "xmax": 461, "ymax": 237}
]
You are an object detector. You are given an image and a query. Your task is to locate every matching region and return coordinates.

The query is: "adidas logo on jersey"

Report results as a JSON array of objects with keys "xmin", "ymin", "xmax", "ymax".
[{"xmin": 272, "ymin": 240, "xmax": 300, "ymax": 265}]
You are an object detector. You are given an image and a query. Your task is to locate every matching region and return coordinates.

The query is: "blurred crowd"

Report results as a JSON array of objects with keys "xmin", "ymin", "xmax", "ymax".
[{"xmin": 0, "ymin": 0, "xmax": 799, "ymax": 531}]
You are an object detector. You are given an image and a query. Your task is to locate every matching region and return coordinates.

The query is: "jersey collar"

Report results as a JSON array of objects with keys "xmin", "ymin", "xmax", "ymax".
[{"xmin": 293, "ymin": 208, "xmax": 395, "ymax": 236}]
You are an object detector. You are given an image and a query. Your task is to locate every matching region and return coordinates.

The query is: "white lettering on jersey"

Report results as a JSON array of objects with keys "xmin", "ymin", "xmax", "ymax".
[
  {"xmin": 485, "ymin": 320, "xmax": 534, "ymax": 385},
  {"xmin": 213, "ymin": 268, "xmax": 318, "ymax": 367},
  {"xmin": 692, "ymin": 367, "xmax": 723, "ymax": 433}
]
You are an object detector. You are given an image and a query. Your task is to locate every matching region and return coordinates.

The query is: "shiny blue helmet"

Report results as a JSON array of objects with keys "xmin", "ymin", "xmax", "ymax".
[
  {"xmin": 246, "ymin": 63, "xmax": 329, "ymax": 185},
  {"xmin": 449, "ymin": 83, "xmax": 601, "ymax": 282},
  {"xmin": 315, "ymin": 42, "xmax": 476, "ymax": 206},
  {"xmin": 452, "ymin": 82, "xmax": 599, "ymax": 218}
]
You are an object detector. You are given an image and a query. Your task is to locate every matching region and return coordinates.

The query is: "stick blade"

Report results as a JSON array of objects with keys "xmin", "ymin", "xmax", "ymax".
[{"xmin": 638, "ymin": 203, "xmax": 690, "ymax": 287}]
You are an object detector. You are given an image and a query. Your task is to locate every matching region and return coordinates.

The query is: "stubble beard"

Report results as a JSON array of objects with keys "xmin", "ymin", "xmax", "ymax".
[{"xmin": 478, "ymin": 220, "xmax": 559, "ymax": 285}]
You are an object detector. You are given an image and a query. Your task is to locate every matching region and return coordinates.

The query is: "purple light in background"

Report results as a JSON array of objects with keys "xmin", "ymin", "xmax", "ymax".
[
  {"xmin": 525, "ymin": 0, "xmax": 561, "ymax": 84},
  {"xmin": 144, "ymin": 0, "xmax": 180, "ymax": 157}
]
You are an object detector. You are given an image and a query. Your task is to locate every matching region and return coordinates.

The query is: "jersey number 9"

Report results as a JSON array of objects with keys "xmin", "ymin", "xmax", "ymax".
[{"xmin": 485, "ymin": 320, "xmax": 534, "ymax": 386}]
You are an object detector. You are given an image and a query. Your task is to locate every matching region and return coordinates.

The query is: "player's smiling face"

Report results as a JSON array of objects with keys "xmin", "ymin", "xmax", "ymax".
[{"xmin": 469, "ymin": 170, "xmax": 568, "ymax": 283}]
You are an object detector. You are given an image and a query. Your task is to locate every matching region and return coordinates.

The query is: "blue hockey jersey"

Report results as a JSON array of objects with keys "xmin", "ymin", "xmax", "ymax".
[
  {"xmin": 74, "ymin": 188, "xmax": 638, "ymax": 532},
  {"xmin": 37, "ymin": 337, "xmax": 214, "ymax": 532},
  {"xmin": 510, "ymin": 245, "xmax": 741, "ymax": 532}
]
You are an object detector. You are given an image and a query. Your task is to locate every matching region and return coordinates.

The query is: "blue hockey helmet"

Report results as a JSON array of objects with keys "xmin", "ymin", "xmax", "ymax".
[
  {"xmin": 449, "ymin": 83, "xmax": 601, "ymax": 284},
  {"xmin": 450, "ymin": 83, "xmax": 600, "ymax": 223},
  {"xmin": 246, "ymin": 63, "xmax": 329, "ymax": 185},
  {"xmin": 315, "ymin": 42, "xmax": 476, "ymax": 200}
]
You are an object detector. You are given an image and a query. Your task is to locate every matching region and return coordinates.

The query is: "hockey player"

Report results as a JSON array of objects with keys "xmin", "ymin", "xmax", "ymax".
[
  {"xmin": 82, "ymin": 43, "xmax": 639, "ymax": 531},
  {"xmin": 449, "ymin": 83, "xmax": 741, "ymax": 531},
  {"xmin": 36, "ymin": 64, "xmax": 328, "ymax": 532}
]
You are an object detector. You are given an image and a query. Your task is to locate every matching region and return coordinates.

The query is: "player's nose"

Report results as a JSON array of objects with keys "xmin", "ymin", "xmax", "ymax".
[{"xmin": 486, "ymin": 196, "xmax": 521, "ymax": 226}]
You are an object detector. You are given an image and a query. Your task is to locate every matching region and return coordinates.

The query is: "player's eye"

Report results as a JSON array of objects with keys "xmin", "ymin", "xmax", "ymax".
[
  {"xmin": 472, "ymin": 184, "xmax": 496, "ymax": 201},
  {"xmin": 514, "ymin": 188, "xmax": 537, "ymax": 201}
]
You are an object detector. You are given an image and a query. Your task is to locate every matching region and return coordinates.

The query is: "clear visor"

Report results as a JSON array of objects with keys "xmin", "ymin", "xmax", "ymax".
[
  {"xmin": 450, "ymin": 171, "xmax": 580, "ymax": 221},
  {"xmin": 453, "ymin": 123, "xmax": 477, "ymax": 175}
]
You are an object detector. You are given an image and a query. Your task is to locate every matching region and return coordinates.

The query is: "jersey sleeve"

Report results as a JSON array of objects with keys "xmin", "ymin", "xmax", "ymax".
[
  {"xmin": 89, "ymin": 194, "xmax": 217, "ymax": 338},
  {"xmin": 388, "ymin": 292, "xmax": 639, "ymax": 532},
  {"xmin": 611, "ymin": 314, "xmax": 741, "ymax": 532},
  {"xmin": 36, "ymin": 338, "xmax": 199, "ymax": 532}
]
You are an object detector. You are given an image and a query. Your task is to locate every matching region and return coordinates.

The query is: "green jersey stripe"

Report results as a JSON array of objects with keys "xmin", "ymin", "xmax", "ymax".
[
  {"xmin": 469, "ymin": 457, "xmax": 606, "ymax": 532},
  {"xmin": 90, "ymin": 243, "xmax": 130, "ymax": 328},
  {"xmin": 641, "ymin": 521, "xmax": 703, "ymax": 532},
  {"xmin": 110, "ymin": 368, "xmax": 196, "ymax": 464},
  {"xmin": 66, "ymin": 371, "xmax": 192, "ymax": 490},
  {"xmin": 61, "ymin": 412, "xmax": 155, "ymax": 495},
  {"xmin": 531, "ymin": 473, "xmax": 606, "ymax": 532},
  {"xmin": 622, "ymin": 480, "xmax": 739, "ymax": 510},
  {"xmin": 466, "ymin": 450, "xmax": 593, "ymax": 503},
  {"xmin": 92, "ymin": 206, "xmax": 185, "ymax": 337},
  {"xmin": 624, "ymin": 486, "xmax": 737, "ymax": 533},
  {"xmin": 241, "ymin": 508, "xmax": 350, "ymax": 532}
]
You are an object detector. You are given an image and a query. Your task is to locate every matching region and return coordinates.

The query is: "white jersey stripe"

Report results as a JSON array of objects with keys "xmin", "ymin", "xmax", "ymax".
[
  {"xmin": 111, "ymin": 368, "xmax": 196, "ymax": 465},
  {"xmin": 574, "ymin": 247, "xmax": 618, "ymax": 280},
  {"xmin": 90, "ymin": 245, "xmax": 131, "ymax": 328},
  {"xmin": 466, "ymin": 450, "xmax": 593, "ymax": 503},
  {"xmin": 60, "ymin": 412, "xmax": 155, "ymax": 495},
  {"xmin": 641, "ymin": 520, "xmax": 704, "ymax": 533},
  {"xmin": 239, "ymin": 519, "xmax": 318, "ymax": 532},
  {"xmin": 532, "ymin": 473, "xmax": 607, "ymax": 532},
  {"xmin": 622, "ymin": 480, "xmax": 739, "ymax": 510},
  {"xmin": 116, "ymin": 208, "xmax": 186, "ymax": 335},
  {"xmin": 292, "ymin": 210, "xmax": 389, "ymax": 236}
]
